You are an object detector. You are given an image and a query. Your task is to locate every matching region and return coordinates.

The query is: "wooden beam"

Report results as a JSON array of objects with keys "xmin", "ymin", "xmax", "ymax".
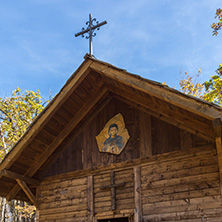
[
  {"xmin": 213, "ymin": 118, "xmax": 222, "ymax": 195},
  {"xmin": 100, "ymin": 182, "xmax": 125, "ymax": 189},
  {"xmin": 95, "ymin": 209, "xmax": 134, "ymax": 221},
  {"xmin": 90, "ymin": 61, "xmax": 222, "ymax": 120},
  {"xmin": 109, "ymin": 87, "xmax": 215, "ymax": 142},
  {"xmin": 87, "ymin": 175, "xmax": 94, "ymax": 222},
  {"xmin": 114, "ymin": 93, "xmax": 213, "ymax": 142},
  {"xmin": 16, "ymin": 179, "xmax": 38, "ymax": 208},
  {"xmin": 134, "ymin": 166, "xmax": 142, "ymax": 222},
  {"xmin": 6, "ymin": 85, "xmax": 108, "ymax": 201},
  {"xmin": 0, "ymin": 169, "xmax": 40, "ymax": 186},
  {"xmin": 214, "ymin": 118, "xmax": 222, "ymax": 137},
  {"xmin": 0, "ymin": 59, "xmax": 93, "ymax": 173},
  {"xmin": 110, "ymin": 85, "xmax": 213, "ymax": 135}
]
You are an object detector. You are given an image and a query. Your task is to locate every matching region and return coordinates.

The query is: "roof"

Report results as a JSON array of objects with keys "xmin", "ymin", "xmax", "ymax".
[{"xmin": 0, "ymin": 53, "xmax": 221, "ymax": 202}]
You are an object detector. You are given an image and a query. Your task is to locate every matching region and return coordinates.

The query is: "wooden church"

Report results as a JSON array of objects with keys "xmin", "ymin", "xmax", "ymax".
[{"xmin": 0, "ymin": 54, "xmax": 222, "ymax": 221}]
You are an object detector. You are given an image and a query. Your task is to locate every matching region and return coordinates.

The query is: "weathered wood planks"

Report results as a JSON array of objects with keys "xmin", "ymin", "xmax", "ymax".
[
  {"xmin": 41, "ymin": 97, "xmax": 212, "ymax": 179},
  {"xmin": 141, "ymin": 146, "xmax": 221, "ymax": 221},
  {"xmin": 134, "ymin": 166, "xmax": 142, "ymax": 222},
  {"xmin": 35, "ymin": 144, "xmax": 221, "ymax": 221},
  {"xmin": 38, "ymin": 177, "xmax": 88, "ymax": 221}
]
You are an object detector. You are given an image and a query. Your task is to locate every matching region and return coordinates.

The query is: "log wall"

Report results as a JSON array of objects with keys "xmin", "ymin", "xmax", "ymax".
[
  {"xmin": 37, "ymin": 177, "xmax": 88, "ymax": 222},
  {"xmin": 37, "ymin": 145, "xmax": 221, "ymax": 222},
  {"xmin": 141, "ymin": 145, "xmax": 222, "ymax": 221}
]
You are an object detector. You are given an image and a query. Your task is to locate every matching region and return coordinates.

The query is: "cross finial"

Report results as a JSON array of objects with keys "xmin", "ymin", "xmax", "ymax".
[{"xmin": 75, "ymin": 14, "xmax": 107, "ymax": 56}]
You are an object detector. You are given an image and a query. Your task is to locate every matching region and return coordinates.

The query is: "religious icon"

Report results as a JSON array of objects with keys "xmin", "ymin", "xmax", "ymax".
[{"xmin": 96, "ymin": 113, "xmax": 130, "ymax": 155}]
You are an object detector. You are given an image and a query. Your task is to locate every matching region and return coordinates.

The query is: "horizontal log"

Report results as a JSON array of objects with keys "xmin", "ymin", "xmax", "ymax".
[
  {"xmin": 143, "ymin": 195, "xmax": 221, "ymax": 215},
  {"xmin": 141, "ymin": 172, "xmax": 219, "ymax": 189},
  {"xmin": 173, "ymin": 219, "xmax": 222, "ymax": 222},
  {"xmin": 94, "ymin": 182, "xmax": 134, "ymax": 193},
  {"xmin": 39, "ymin": 218, "xmax": 87, "ymax": 222},
  {"xmin": 39, "ymin": 203, "xmax": 87, "ymax": 215},
  {"xmin": 38, "ymin": 184, "xmax": 87, "ymax": 198},
  {"xmin": 94, "ymin": 205, "xmax": 111, "ymax": 213},
  {"xmin": 0, "ymin": 169, "xmax": 40, "ymax": 186},
  {"xmin": 40, "ymin": 177, "xmax": 87, "ymax": 192},
  {"xmin": 39, "ymin": 197, "xmax": 87, "ymax": 210},
  {"xmin": 39, "ymin": 209, "xmax": 87, "ymax": 220},
  {"xmin": 38, "ymin": 189, "xmax": 87, "ymax": 203},
  {"xmin": 94, "ymin": 198, "xmax": 135, "ymax": 208},
  {"xmin": 94, "ymin": 176, "xmax": 134, "ymax": 189},
  {"xmin": 141, "ymin": 155, "xmax": 218, "ymax": 177},
  {"xmin": 142, "ymin": 187, "xmax": 220, "ymax": 204},
  {"xmin": 141, "ymin": 164, "xmax": 218, "ymax": 184},
  {"xmin": 94, "ymin": 187, "xmax": 134, "ymax": 198},
  {"xmin": 143, "ymin": 195, "xmax": 221, "ymax": 212},
  {"xmin": 94, "ymin": 202, "xmax": 135, "ymax": 213},
  {"xmin": 95, "ymin": 209, "xmax": 134, "ymax": 219},
  {"xmin": 143, "ymin": 207, "xmax": 222, "ymax": 221},
  {"xmin": 95, "ymin": 191, "xmax": 134, "ymax": 203},
  {"xmin": 142, "ymin": 186, "xmax": 220, "ymax": 203},
  {"xmin": 94, "ymin": 200, "xmax": 111, "ymax": 208},
  {"xmin": 100, "ymin": 182, "xmax": 125, "ymax": 190},
  {"xmin": 94, "ymin": 169, "xmax": 133, "ymax": 183}
]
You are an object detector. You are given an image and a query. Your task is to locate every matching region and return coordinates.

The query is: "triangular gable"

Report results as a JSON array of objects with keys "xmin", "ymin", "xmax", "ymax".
[{"xmin": 0, "ymin": 54, "xmax": 221, "ymax": 201}]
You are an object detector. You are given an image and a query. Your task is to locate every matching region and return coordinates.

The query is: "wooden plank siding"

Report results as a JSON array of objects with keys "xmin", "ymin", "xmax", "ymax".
[
  {"xmin": 37, "ymin": 177, "xmax": 88, "ymax": 222},
  {"xmin": 41, "ymin": 97, "xmax": 212, "ymax": 178},
  {"xmin": 36, "ymin": 145, "xmax": 221, "ymax": 221},
  {"xmin": 141, "ymin": 146, "xmax": 221, "ymax": 221}
]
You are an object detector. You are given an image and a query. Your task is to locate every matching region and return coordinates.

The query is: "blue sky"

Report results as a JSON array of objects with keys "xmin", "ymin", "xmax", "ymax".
[{"xmin": 0, "ymin": 0, "xmax": 221, "ymax": 100}]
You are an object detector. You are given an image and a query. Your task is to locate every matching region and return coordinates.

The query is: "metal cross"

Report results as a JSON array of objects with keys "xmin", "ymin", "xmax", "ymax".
[
  {"xmin": 75, "ymin": 14, "xmax": 107, "ymax": 56},
  {"xmin": 100, "ymin": 171, "xmax": 125, "ymax": 210}
]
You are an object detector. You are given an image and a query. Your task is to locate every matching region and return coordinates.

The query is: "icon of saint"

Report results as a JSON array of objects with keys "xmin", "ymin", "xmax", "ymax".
[{"xmin": 102, "ymin": 123, "xmax": 124, "ymax": 154}]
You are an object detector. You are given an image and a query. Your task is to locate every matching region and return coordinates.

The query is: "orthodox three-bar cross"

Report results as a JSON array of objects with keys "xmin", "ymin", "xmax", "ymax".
[
  {"xmin": 75, "ymin": 14, "xmax": 107, "ymax": 55},
  {"xmin": 100, "ymin": 171, "xmax": 125, "ymax": 210}
]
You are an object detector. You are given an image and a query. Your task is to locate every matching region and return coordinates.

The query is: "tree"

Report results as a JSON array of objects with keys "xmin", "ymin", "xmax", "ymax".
[
  {"xmin": 179, "ymin": 69, "xmax": 205, "ymax": 98},
  {"xmin": 0, "ymin": 88, "xmax": 46, "ymax": 162},
  {"xmin": 0, "ymin": 88, "xmax": 47, "ymax": 221},
  {"xmin": 179, "ymin": 64, "xmax": 222, "ymax": 107},
  {"xmin": 212, "ymin": 8, "xmax": 222, "ymax": 36},
  {"xmin": 203, "ymin": 64, "xmax": 222, "ymax": 106}
]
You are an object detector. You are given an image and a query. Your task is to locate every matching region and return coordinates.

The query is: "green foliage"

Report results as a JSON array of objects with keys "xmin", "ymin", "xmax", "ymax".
[
  {"xmin": 179, "ymin": 65, "xmax": 222, "ymax": 107},
  {"xmin": 0, "ymin": 88, "xmax": 47, "ymax": 221},
  {"xmin": 203, "ymin": 64, "xmax": 222, "ymax": 106},
  {"xmin": 212, "ymin": 8, "xmax": 222, "ymax": 36},
  {"xmin": 0, "ymin": 87, "xmax": 46, "ymax": 162}
]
